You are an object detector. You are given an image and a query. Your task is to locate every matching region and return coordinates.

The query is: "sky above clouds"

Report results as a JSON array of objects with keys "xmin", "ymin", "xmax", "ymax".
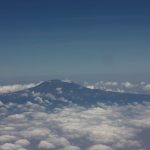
[{"xmin": 0, "ymin": 0, "xmax": 150, "ymax": 82}]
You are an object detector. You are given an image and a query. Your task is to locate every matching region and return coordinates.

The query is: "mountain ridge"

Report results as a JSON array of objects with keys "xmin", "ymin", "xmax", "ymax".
[{"xmin": 0, "ymin": 79, "xmax": 150, "ymax": 107}]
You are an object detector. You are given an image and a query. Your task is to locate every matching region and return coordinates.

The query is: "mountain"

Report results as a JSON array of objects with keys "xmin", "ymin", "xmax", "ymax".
[
  {"xmin": 1, "ymin": 80, "xmax": 150, "ymax": 150},
  {"xmin": 0, "ymin": 79, "xmax": 150, "ymax": 108}
]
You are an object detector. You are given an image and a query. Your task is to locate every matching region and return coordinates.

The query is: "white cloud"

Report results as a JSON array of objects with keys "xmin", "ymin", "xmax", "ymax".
[
  {"xmin": 15, "ymin": 139, "xmax": 30, "ymax": 147},
  {"xmin": 20, "ymin": 128, "xmax": 51, "ymax": 139},
  {"xmin": 115, "ymin": 88, "xmax": 124, "ymax": 93},
  {"xmin": 0, "ymin": 83, "xmax": 37, "ymax": 94},
  {"xmin": 0, "ymin": 135, "xmax": 17, "ymax": 143},
  {"xmin": 0, "ymin": 143, "xmax": 21, "ymax": 150},
  {"xmin": 38, "ymin": 141, "xmax": 55, "ymax": 149},
  {"xmin": 105, "ymin": 81, "xmax": 118, "ymax": 86},
  {"xmin": 60, "ymin": 145, "xmax": 81, "ymax": 150},
  {"xmin": 46, "ymin": 136, "xmax": 70, "ymax": 147},
  {"xmin": 56, "ymin": 87, "xmax": 63, "ymax": 94},
  {"xmin": 87, "ymin": 144, "xmax": 113, "ymax": 150},
  {"xmin": 62, "ymin": 79, "xmax": 72, "ymax": 83},
  {"xmin": 45, "ymin": 93, "xmax": 56, "ymax": 100},
  {"xmin": 86, "ymin": 85, "xmax": 95, "ymax": 89},
  {"xmin": 143, "ymin": 84, "xmax": 150, "ymax": 91},
  {"xmin": 34, "ymin": 96, "xmax": 44, "ymax": 104},
  {"xmin": 121, "ymin": 81, "xmax": 135, "ymax": 88},
  {"xmin": 140, "ymin": 81, "xmax": 146, "ymax": 85},
  {"xmin": 84, "ymin": 80, "xmax": 150, "ymax": 94},
  {"xmin": 0, "ymin": 101, "xmax": 150, "ymax": 150}
]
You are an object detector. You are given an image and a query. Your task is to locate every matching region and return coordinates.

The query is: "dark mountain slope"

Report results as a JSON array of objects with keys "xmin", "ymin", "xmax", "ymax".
[{"xmin": 0, "ymin": 80, "xmax": 150, "ymax": 107}]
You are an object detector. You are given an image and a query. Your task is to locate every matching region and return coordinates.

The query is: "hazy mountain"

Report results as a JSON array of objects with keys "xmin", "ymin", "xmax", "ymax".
[{"xmin": 0, "ymin": 79, "xmax": 150, "ymax": 108}]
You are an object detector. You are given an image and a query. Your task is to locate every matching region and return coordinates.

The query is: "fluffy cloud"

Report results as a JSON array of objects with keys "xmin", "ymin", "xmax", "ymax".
[
  {"xmin": 121, "ymin": 81, "xmax": 135, "ymax": 88},
  {"xmin": 0, "ymin": 143, "xmax": 21, "ymax": 150},
  {"xmin": 60, "ymin": 145, "xmax": 81, "ymax": 150},
  {"xmin": 15, "ymin": 139, "xmax": 30, "ymax": 147},
  {"xmin": 143, "ymin": 84, "xmax": 150, "ymax": 91},
  {"xmin": 0, "ymin": 101, "xmax": 150, "ymax": 150},
  {"xmin": 105, "ymin": 81, "xmax": 118, "ymax": 86},
  {"xmin": 20, "ymin": 128, "xmax": 51, "ymax": 139},
  {"xmin": 38, "ymin": 141, "xmax": 55, "ymax": 149},
  {"xmin": 86, "ymin": 85, "xmax": 95, "ymax": 89},
  {"xmin": 87, "ymin": 144, "xmax": 113, "ymax": 150},
  {"xmin": 0, "ymin": 135, "xmax": 17, "ymax": 143},
  {"xmin": 84, "ymin": 81, "xmax": 150, "ymax": 94},
  {"xmin": 0, "ymin": 83, "xmax": 38, "ymax": 94}
]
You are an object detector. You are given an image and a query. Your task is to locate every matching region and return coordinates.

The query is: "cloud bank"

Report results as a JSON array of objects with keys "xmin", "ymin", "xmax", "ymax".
[
  {"xmin": 84, "ymin": 81, "xmax": 150, "ymax": 94},
  {"xmin": 0, "ymin": 98, "xmax": 150, "ymax": 150}
]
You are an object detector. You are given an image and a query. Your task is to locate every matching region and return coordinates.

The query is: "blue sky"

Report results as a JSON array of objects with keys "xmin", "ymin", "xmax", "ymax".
[{"xmin": 0, "ymin": 0, "xmax": 150, "ymax": 82}]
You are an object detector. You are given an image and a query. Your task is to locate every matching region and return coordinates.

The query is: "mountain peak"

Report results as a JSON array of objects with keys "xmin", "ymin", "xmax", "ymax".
[
  {"xmin": 30, "ymin": 79, "xmax": 83, "ymax": 94},
  {"xmin": 45, "ymin": 79, "xmax": 73, "ymax": 84},
  {"xmin": 1, "ymin": 79, "xmax": 150, "ymax": 106}
]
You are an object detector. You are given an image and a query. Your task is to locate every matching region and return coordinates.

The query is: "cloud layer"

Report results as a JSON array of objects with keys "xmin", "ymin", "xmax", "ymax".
[
  {"xmin": 0, "ymin": 98, "xmax": 150, "ymax": 150},
  {"xmin": 84, "ymin": 81, "xmax": 150, "ymax": 94}
]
